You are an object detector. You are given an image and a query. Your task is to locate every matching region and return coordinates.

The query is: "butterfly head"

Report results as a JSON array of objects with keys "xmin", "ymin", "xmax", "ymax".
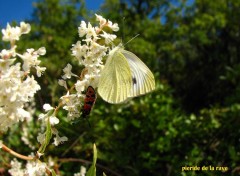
[{"xmin": 109, "ymin": 44, "xmax": 124, "ymax": 56}]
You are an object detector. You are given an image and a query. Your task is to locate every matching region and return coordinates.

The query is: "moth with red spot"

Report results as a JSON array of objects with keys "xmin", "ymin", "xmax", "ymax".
[{"xmin": 82, "ymin": 86, "xmax": 97, "ymax": 118}]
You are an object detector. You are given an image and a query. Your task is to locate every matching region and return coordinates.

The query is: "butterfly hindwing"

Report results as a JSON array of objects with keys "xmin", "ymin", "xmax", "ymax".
[{"xmin": 121, "ymin": 49, "xmax": 155, "ymax": 97}]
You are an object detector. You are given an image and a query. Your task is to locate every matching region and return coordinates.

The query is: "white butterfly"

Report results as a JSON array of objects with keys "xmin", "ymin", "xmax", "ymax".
[{"xmin": 98, "ymin": 45, "xmax": 155, "ymax": 104}]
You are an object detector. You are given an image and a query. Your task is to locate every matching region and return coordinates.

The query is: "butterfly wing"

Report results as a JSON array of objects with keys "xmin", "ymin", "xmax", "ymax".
[
  {"xmin": 121, "ymin": 49, "xmax": 155, "ymax": 97},
  {"xmin": 98, "ymin": 48, "xmax": 133, "ymax": 104}
]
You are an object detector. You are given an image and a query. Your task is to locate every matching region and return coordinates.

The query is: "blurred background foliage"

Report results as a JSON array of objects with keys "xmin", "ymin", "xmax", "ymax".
[{"xmin": 1, "ymin": 0, "xmax": 240, "ymax": 175}]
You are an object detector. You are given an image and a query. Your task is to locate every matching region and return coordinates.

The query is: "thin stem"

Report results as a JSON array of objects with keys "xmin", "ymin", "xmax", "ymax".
[
  {"xmin": 1, "ymin": 143, "xmax": 35, "ymax": 161},
  {"xmin": 2, "ymin": 143, "xmax": 56, "ymax": 175},
  {"xmin": 96, "ymin": 21, "xmax": 109, "ymax": 34},
  {"xmin": 10, "ymin": 40, "xmax": 15, "ymax": 49}
]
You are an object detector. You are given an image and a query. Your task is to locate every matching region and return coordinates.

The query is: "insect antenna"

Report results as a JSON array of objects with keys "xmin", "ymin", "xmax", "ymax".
[
  {"xmin": 86, "ymin": 118, "xmax": 92, "ymax": 128},
  {"xmin": 121, "ymin": 17, "xmax": 126, "ymax": 42},
  {"xmin": 123, "ymin": 34, "xmax": 140, "ymax": 47}
]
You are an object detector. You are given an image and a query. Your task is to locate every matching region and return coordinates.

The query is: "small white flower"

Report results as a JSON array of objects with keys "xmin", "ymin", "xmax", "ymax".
[
  {"xmin": 38, "ymin": 113, "xmax": 46, "ymax": 120},
  {"xmin": 78, "ymin": 21, "xmax": 97, "ymax": 39},
  {"xmin": 0, "ymin": 46, "xmax": 16, "ymax": 59},
  {"xmin": 58, "ymin": 79, "xmax": 68, "ymax": 89},
  {"xmin": 36, "ymin": 66, "xmax": 46, "ymax": 77},
  {"xmin": 95, "ymin": 14, "xmax": 107, "ymax": 26},
  {"xmin": 0, "ymin": 140, "xmax": 2, "ymax": 148},
  {"xmin": 75, "ymin": 80, "xmax": 86, "ymax": 93},
  {"xmin": 22, "ymin": 76, "xmax": 41, "ymax": 99},
  {"xmin": 107, "ymin": 20, "xmax": 119, "ymax": 31},
  {"xmin": 8, "ymin": 159, "xmax": 24, "ymax": 176},
  {"xmin": 80, "ymin": 166, "xmax": 87, "ymax": 176},
  {"xmin": 43, "ymin": 104, "xmax": 54, "ymax": 112},
  {"xmin": 71, "ymin": 41, "xmax": 88, "ymax": 62},
  {"xmin": 60, "ymin": 91, "xmax": 70, "ymax": 104},
  {"xmin": 25, "ymin": 160, "xmax": 46, "ymax": 175},
  {"xmin": 90, "ymin": 41, "xmax": 107, "ymax": 59},
  {"xmin": 37, "ymin": 47, "xmax": 46, "ymax": 55},
  {"xmin": 60, "ymin": 92, "xmax": 82, "ymax": 120},
  {"xmin": 86, "ymin": 22, "xmax": 97, "ymax": 39},
  {"xmin": 2, "ymin": 23, "xmax": 21, "ymax": 42},
  {"xmin": 62, "ymin": 63, "xmax": 74, "ymax": 79},
  {"xmin": 20, "ymin": 22, "xmax": 31, "ymax": 34},
  {"xmin": 0, "ymin": 58, "xmax": 16, "ymax": 70},
  {"xmin": 53, "ymin": 134, "xmax": 68, "ymax": 146},
  {"xmin": 100, "ymin": 31, "xmax": 117, "ymax": 44},
  {"xmin": 17, "ymin": 49, "xmax": 40, "ymax": 71},
  {"xmin": 84, "ymin": 74, "xmax": 99, "ymax": 88},
  {"xmin": 50, "ymin": 115, "xmax": 59, "ymax": 125},
  {"xmin": 78, "ymin": 21, "xmax": 87, "ymax": 37},
  {"xmin": 17, "ymin": 108, "xmax": 31, "ymax": 121},
  {"xmin": 74, "ymin": 166, "xmax": 87, "ymax": 176}
]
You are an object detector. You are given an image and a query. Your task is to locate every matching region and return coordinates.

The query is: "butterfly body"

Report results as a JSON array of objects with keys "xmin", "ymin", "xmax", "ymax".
[
  {"xmin": 98, "ymin": 45, "xmax": 155, "ymax": 104},
  {"xmin": 82, "ymin": 86, "xmax": 97, "ymax": 118}
]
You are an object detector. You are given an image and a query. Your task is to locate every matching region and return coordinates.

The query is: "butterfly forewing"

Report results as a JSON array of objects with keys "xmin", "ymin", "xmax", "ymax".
[
  {"xmin": 121, "ymin": 49, "xmax": 155, "ymax": 97},
  {"xmin": 98, "ymin": 48, "xmax": 133, "ymax": 104}
]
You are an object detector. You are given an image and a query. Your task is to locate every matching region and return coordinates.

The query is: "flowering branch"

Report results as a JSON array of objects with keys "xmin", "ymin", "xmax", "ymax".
[
  {"xmin": 59, "ymin": 14, "xmax": 119, "ymax": 121},
  {"xmin": 0, "ymin": 22, "xmax": 50, "ymax": 175}
]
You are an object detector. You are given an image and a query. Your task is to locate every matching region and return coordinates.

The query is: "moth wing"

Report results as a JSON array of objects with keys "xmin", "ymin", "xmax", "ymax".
[
  {"xmin": 121, "ymin": 50, "xmax": 155, "ymax": 97},
  {"xmin": 98, "ymin": 49, "xmax": 132, "ymax": 104},
  {"xmin": 82, "ymin": 86, "xmax": 97, "ymax": 118}
]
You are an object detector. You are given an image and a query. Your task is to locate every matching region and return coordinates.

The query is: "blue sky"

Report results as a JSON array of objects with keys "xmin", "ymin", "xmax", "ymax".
[{"xmin": 0, "ymin": 0, "xmax": 104, "ymax": 27}]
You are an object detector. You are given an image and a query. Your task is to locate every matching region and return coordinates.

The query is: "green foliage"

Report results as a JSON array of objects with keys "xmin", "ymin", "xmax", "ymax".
[
  {"xmin": 159, "ymin": 0, "xmax": 240, "ymax": 112},
  {"xmin": 84, "ymin": 83, "xmax": 240, "ymax": 176}
]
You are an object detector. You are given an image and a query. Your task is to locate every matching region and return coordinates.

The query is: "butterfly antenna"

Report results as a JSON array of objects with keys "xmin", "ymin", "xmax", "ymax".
[
  {"xmin": 121, "ymin": 17, "xmax": 126, "ymax": 42},
  {"xmin": 123, "ymin": 34, "xmax": 140, "ymax": 47}
]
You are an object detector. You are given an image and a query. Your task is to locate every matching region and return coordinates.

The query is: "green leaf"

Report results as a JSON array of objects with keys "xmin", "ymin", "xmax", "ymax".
[
  {"xmin": 38, "ymin": 116, "xmax": 52, "ymax": 154},
  {"xmin": 86, "ymin": 143, "xmax": 97, "ymax": 176},
  {"xmin": 93, "ymin": 143, "xmax": 97, "ymax": 165},
  {"xmin": 51, "ymin": 169, "xmax": 57, "ymax": 176},
  {"xmin": 86, "ymin": 165, "xmax": 96, "ymax": 176}
]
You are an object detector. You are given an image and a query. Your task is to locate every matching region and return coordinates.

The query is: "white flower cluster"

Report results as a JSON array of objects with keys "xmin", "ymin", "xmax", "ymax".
[
  {"xmin": 9, "ymin": 158, "xmax": 85, "ymax": 176},
  {"xmin": 9, "ymin": 158, "xmax": 47, "ymax": 176},
  {"xmin": 0, "ymin": 22, "xmax": 46, "ymax": 132},
  {"xmin": 2, "ymin": 22, "xmax": 31, "ymax": 42},
  {"xmin": 59, "ymin": 14, "xmax": 119, "ymax": 120}
]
